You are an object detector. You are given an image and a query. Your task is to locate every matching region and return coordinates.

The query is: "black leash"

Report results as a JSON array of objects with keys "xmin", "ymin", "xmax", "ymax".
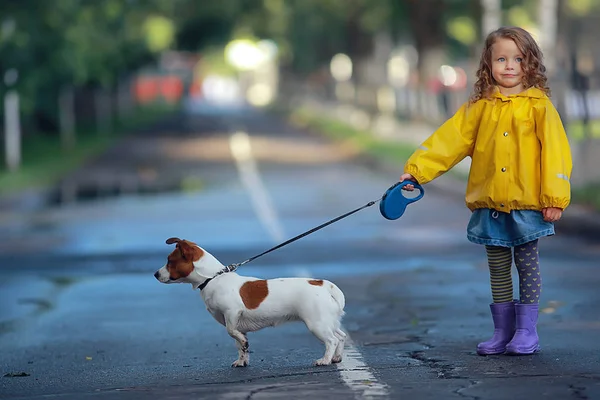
[
  {"xmin": 198, "ymin": 180, "xmax": 425, "ymax": 291},
  {"xmin": 205, "ymin": 197, "xmax": 383, "ymax": 285}
]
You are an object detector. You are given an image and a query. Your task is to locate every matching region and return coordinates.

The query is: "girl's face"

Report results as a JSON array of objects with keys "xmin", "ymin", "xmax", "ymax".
[{"xmin": 490, "ymin": 38, "xmax": 525, "ymax": 95}]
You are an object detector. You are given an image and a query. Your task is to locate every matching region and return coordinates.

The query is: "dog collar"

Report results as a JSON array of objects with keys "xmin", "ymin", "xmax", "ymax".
[{"xmin": 198, "ymin": 278, "xmax": 212, "ymax": 291}]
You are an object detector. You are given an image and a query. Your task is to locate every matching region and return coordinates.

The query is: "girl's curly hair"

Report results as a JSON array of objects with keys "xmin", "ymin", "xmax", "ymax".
[{"xmin": 470, "ymin": 26, "xmax": 550, "ymax": 103}]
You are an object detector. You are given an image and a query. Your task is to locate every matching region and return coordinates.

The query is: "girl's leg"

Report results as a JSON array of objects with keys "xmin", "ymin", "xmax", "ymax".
[
  {"xmin": 477, "ymin": 245, "xmax": 516, "ymax": 356},
  {"xmin": 514, "ymin": 240, "xmax": 542, "ymax": 304},
  {"xmin": 506, "ymin": 240, "xmax": 541, "ymax": 355},
  {"xmin": 486, "ymin": 245, "xmax": 514, "ymax": 303}
]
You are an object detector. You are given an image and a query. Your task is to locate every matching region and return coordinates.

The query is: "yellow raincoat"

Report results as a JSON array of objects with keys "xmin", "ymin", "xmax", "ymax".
[{"xmin": 404, "ymin": 87, "xmax": 572, "ymax": 213}]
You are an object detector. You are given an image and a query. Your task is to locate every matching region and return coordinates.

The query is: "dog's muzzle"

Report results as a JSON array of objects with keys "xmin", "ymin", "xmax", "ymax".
[{"xmin": 154, "ymin": 267, "xmax": 170, "ymax": 282}]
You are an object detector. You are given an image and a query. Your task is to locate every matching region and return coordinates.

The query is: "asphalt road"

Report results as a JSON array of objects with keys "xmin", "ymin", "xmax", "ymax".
[{"xmin": 1, "ymin": 101, "xmax": 599, "ymax": 399}]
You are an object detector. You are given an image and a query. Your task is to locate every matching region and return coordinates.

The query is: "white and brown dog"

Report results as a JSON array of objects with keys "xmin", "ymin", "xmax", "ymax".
[{"xmin": 154, "ymin": 237, "xmax": 347, "ymax": 367}]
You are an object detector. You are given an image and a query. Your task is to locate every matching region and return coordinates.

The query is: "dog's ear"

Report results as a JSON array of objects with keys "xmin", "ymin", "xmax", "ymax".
[
  {"xmin": 166, "ymin": 237, "xmax": 181, "ymax": 245},
  {"xmin": 177, "ymin": 240, "xmax": 203, "ymax": 262}
]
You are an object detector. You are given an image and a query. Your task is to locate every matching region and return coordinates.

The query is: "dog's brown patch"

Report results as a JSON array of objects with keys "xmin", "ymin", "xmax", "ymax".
[
  {"xmin": 166, "ymin": 238, "xmax": 203, "ymax": 262},
  {"xmin": 308, "ymin": 279, "xmax": 324, "ymax": 286},
  {"xmin": 240, "ymin": 280, "xmax": 269, "ymax": 309},
  {"xmin": 165, "ymin": 238, "xmax": 204, "ymax": 280}
]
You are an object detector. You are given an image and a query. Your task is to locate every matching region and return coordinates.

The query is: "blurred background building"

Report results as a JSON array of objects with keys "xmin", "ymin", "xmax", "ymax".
[{"xmin": 1, "ymin": 0, "xmax": 600, "ymax": 190}]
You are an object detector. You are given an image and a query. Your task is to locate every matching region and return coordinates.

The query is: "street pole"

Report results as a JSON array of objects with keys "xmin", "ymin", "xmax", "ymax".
[
  {"xmin": 59, "ymin": 85, "xmax": 76, "ymax": 149},
  {"xmin": 4, "ymin": 90, "xmax": 21, "ymax": 172},
  {"xmin": 3, "ymin": 69, "xmax": 21, "ymax": 172},
  {"xmin": 481, "ymin": 0, "xmax": 502, "ymax": 39},
  {"xmin": 95, "ymin": 88, "xmax": 112, "ymax": 135},
  {"xmin": 2, "ymin": 19, "xmax": 21, "ymax": 172},
  {"xmin": 538, "ymin": 0, "xmax": 558, "ymax": 72}
]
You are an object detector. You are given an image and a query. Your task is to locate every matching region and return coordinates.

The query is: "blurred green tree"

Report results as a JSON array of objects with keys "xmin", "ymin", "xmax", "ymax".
[
  {"xmin": 0, "ymin": 0, "xmax": 176, "ymax": 135},
  {"xmin": 1, "ymin": 0, "xmax": 556, "ymax": 138}
]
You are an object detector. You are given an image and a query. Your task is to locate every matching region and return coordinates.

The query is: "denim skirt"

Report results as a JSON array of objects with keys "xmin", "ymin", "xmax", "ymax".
[{"xmin": 467, "ymin": 208, "xmax": 555, "ymax": 247}]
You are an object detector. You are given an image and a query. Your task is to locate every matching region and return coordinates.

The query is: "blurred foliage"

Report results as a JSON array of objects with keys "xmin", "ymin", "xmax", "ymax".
[
  {"xmin": 568, "ymin": 120, "xmax": 600, "ymax": 140},
  {"xmin": 572, "ymin": 183, "xmax": 600, "ymax": 211},
  {"xmin": 447, "ymin": 16, "xmax": 478, "ymax": 46},
  {"xmin": 196, "ymin": 46, "xmax": 239, "ymax": 78},
  {"xmin": 2, "ymin": 0, "xmax": 595, "ymax": 136},
  {"xmin": 143, "ymin": 16, "xmax": 176, "ymax": 53},
  {"xmin": 0, "ymin": 0, "xmax": 175, "ymax": 134},
  {"xmin": 567, "ymin": 0, "xmax": 600, "ymax": 15}
]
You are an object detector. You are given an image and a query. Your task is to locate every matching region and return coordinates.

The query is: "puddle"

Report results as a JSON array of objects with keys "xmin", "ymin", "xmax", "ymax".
[
  {"xmin": 48, "ymin": 276, "xmax": 78, "ymax": 287},
  {"xmin": 0, "ymin": 319, "xmax": 20, "ymax": 335},
  {"xmin": 0, "ymin": 275, "xmax": 82, "ymax": 334},
  {"xmin": 17, "ymin": 298, "xmax": 53, "ymax": 313}
]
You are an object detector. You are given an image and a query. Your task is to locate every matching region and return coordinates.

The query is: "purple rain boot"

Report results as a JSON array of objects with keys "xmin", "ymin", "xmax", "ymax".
[
  {"xmin": 505, "ymin": 303, "xmax": 540, "ymax": 355},
  {"xmin": 477, "ymin": 301, "xmax": 516, "ymax": 356}
]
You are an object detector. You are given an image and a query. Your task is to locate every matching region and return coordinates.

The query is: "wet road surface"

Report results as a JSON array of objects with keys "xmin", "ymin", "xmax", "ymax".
[{"xmin": 1, "ymin": 104, "xmax": 599, "ymax": 399}]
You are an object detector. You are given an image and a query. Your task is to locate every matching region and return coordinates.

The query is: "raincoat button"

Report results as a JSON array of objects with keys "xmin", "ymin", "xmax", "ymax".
[
  {"xmin": 500, "ymin": 203, "xmax": 505, "ymax": 207},
  {"xmin": 503, "ymin": 132, "xmax": 508, "ymax": 136},
  {"xmin": 501, "ymin": 167, "xmax": 506, "ymax": 172}
]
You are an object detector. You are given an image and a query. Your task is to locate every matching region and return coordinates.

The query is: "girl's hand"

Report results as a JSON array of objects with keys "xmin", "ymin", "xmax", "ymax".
[
  {"xmin": 542, "ymin": 207, "xmax": 562, "ymax": 222},
  {"xmin": 399, "ymin": 173, "xmax": 417, "ymax": 191}
]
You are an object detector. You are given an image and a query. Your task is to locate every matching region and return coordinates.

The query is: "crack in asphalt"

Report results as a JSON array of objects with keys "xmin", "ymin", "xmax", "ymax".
[
  {"xmin": 362, "ymin": 336, "xmax": 422, "ymax": 346},
  {"xmin": 578, "ymin": 374, "xmax": 600, "ymax": 381},
  {"xmin": 402, "ymin": 352, "xmax": 600, "ymax": 387},
  {"xmin": 568, "ymin": 383, "xmax": 589, "ymax": 399},
  {"xmin": 193, "ymin": 369, "xmax": 340, "ymax": 386},
  {"xmin": 5, "ymin": 371, "xmax": 342, "ymax": 400},
  {"xmin": 397, "ymin": 351, "xmax": 597, "ymax": 400},
  {"xmin": 454, "ymin": 380, "xmax": 481, "ymax": 400},
  {"xmin": 244, "ymin": 382, "xmax": 317, "ymax": 399},
  {"xmin": 406, "ymin": 351, "xmax": 468, "ymax": 380},
  {"xmin": 395, "ymin": 350, "xmax": 598, "ymax": 400}
]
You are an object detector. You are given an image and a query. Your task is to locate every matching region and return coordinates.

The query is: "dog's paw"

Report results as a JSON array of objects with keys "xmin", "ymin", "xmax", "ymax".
[
  {"xmin": 231, "ymin": 359, "xmax": 248, "ymax": 368},
  {"xmin": 331, "ymin": 355, "xmax": 342, "ymax": 364},
  {"xmin": 314, "ymin": 358, "xmax": 332, "ymax": 366}
]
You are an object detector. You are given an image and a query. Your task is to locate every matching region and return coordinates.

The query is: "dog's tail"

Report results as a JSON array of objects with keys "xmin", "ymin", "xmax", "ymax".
[{"xmin": 327, "ymin": 281, "xmax": 346, "ymax": 317}]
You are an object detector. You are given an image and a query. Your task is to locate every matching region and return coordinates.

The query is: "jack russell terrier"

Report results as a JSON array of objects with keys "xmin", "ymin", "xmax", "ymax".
[{"xmin": 154, "ymin": 237, "xmax": 347, "ymax": 367}]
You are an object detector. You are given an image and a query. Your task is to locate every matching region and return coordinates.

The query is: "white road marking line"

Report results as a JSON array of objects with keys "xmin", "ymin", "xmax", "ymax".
[
  {"xmin": 337, "ymin": 337, "xmax": 390, "ymax": 399},
  {"xmin": 229, "ymin": 130, "xmax": 390, "ymax": 399},
  {"xmin": 229, "ymin": 131, "xmax": 285, "ymax": 243}
]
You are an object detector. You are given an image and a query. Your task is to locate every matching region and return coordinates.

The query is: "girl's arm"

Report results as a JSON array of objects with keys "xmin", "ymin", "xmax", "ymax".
[
  {"xmin": 404, "ymin": 102, "xmax": 480, "ymax": 184},
  {"xmin": 535, "ymin": 101, "xmax": 573, "ymax": 210}
]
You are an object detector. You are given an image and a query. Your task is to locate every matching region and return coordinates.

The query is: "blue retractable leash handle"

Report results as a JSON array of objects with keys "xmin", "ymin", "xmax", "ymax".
[{"xmin": 379, "ymin": 181, "xmax": 425, "ymax": 220}]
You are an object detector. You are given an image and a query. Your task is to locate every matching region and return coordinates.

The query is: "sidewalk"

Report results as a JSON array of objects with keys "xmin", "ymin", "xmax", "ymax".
[{"xmin": 297, "ymin": 98, "xmax": 600, "ymax": 241}]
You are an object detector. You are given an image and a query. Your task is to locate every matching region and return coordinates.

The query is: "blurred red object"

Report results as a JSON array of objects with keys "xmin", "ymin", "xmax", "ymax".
[{"xmin": 133, "ymin": 75, "xmax": 184, "ymax": 104}]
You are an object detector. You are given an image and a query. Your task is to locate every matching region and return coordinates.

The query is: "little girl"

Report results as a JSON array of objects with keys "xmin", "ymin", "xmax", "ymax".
[{"xmin": 399, "ymin": 26, "xmax": 572, "ymax": 355}]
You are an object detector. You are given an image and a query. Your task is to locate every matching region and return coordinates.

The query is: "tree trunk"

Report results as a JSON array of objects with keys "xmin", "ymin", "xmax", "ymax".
[
  {"xmin": 344, "ymin": 5, "xmax": 375, "ymax": 85},
  {"xmin": 405, "ymin": 0, "xmax": 447, "ymax": 86},
  {"xmin": 59, "ymin": 85, "xmax": 76, "ymax": 150}
]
